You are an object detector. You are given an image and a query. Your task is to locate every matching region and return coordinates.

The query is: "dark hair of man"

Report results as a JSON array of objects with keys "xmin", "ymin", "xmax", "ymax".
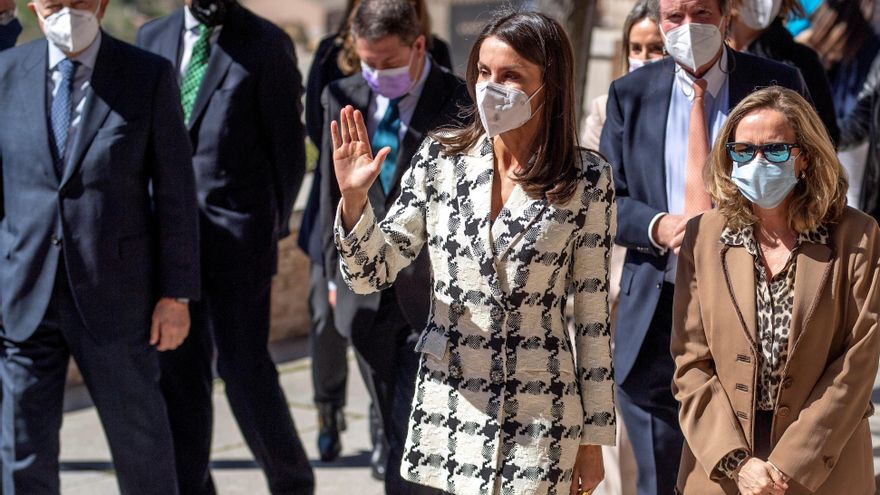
[
  {"xmin": 647, "ymin": 0, "xmax": 729, "ymax": 20},
  {"xmin": 351, "ymin": 0, "xmax": 421, "ymax": 45},
  {"xmin": 432, "ymin": 10, "xmax": 584, "ymax": 205}
]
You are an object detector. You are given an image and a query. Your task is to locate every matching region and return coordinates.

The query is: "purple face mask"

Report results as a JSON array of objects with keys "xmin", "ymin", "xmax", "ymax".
[{"xmin": 361, "ymin": 50, "xmax": 415, "ymax": 99}]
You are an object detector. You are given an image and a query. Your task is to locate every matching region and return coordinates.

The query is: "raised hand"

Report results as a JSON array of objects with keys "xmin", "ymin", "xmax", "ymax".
[{"xmin": 331, "ymin": 105, "xmax": 390, "ymax": 230}]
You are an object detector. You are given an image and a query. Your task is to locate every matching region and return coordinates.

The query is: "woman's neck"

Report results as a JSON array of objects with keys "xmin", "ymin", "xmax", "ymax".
[
  {"xmin": 493, "ymin": 122, "xmax": 539, "ymax": 174},
  {"xmin": 754, "ymin": 201, "xmax": 795, "ymax": 245},
  {"xmin": 727, "ymin": 18, "xmax": 763, "ymax": 52}
]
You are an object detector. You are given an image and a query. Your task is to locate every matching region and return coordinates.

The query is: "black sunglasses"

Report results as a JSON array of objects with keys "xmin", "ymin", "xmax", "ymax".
[{"xmin": 725, "ymin": 142, "xmax": 799, "ymax": 164}]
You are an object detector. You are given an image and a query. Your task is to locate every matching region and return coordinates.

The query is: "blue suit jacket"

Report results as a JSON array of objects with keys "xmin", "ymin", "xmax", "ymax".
[
  {"xmin": 600, "ymin": 48, "xmax": 810, "ymax": 383},
  {"xmin": 0, "ymin": 34, "xmax": 200, "ymax": 342},
  {"xmin": 137, "ymin": 5, "xmax": 306, "ymax": 278}
]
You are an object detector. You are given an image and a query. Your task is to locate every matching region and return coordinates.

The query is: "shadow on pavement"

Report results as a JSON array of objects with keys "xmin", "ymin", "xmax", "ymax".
[
  {"xmin": 63, "ymin": 337, "xmax": 312, "ymax": 413},
  {"xmin": 59, "ymin": 450, "xmax": 372, "ymax": 474}
]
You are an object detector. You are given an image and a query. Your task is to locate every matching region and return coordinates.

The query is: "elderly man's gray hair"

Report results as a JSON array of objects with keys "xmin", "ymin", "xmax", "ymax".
[{"xmin": 647, "ymin": 0, "xmax": 729, "ymax": 21}]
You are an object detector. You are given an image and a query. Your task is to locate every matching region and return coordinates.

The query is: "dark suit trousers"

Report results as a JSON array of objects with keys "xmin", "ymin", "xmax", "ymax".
[
  {"xmin": 351, "ymin": 288, "xmax": 443, "ymax": 495},
  {"xmin": 160, "ymin": 270, "xmax": 314, "ymax": 495},
  {"xmin": 616, "ymin": 283, "xmax": 684, "ymax": 495},
  {"xmin": 308, "ymin": 264, "xmax": 347, "ymax": 407},
  {"xmin": 0, "ymin": 258, "xmax": 178, "ymax": 495}
]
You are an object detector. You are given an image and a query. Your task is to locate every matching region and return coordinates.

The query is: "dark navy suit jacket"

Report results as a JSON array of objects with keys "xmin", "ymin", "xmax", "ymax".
[
  {"xmin": 600, "ymin": 48, "xmax": 810, "ymax": 383},
  {"xmin": 0, "ymin": 34, "xmax": 200, "ymax": 342},
  {"xmin": 318, "ymin": 63, "xmax": 469, "ymax": 341},
  {"xmin": 137, "ymin": 5, "xmax": 306, "ymax": 278}
]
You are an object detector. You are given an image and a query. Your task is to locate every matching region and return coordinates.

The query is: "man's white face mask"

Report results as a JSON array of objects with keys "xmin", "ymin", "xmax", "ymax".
[
  {"xmin": 37, "ymin": 2, "xmax": 101, "ymax": 54},
  {"xmin": 661, "ymin": 21, "xmax": 723, "ymax": 73}
]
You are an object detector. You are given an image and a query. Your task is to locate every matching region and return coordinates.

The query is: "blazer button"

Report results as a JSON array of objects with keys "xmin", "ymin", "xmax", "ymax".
[
  {"xmin": 656, "ymin": 283, "xmax": 662, "ymax": 289},
  {"xmin": 782, "ymin": 377, "xmax": 793, "ymax": 389},
  {"xmin": 59, "ymin": 186, "xmax": 67, "ymax": 198},
  {"xmin": 50, "ymin": 235, "xmax": 61, "ymax": 246},
  {"xmin": 824, "ymin": 455, "xmax": 835, "ymax": 469},
  {"xmin": 777, "ymin": 406, "xmax": 791, "ymax": 418}
]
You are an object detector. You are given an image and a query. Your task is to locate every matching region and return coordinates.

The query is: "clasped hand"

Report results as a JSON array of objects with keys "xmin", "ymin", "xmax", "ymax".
[{"xmin": 735, "ymin": 457, "xmax": 789, "ymax": 495}]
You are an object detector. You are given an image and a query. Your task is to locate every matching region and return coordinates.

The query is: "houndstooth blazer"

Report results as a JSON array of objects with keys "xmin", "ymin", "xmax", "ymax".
[{"xmin": 335, "ymin": 135, "xmax": 617, "ymax": 495}]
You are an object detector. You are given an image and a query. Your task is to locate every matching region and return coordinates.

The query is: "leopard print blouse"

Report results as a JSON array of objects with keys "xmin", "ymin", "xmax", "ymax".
[{"xmin": 712, "ymin": 223, "xmax": 830, "ymax": 479}]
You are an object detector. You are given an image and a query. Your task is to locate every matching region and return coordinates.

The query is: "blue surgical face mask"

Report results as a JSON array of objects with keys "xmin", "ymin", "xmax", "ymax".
[{"xmin": 730, "ymin": 155, "xmax": 799, "ymax": 209}]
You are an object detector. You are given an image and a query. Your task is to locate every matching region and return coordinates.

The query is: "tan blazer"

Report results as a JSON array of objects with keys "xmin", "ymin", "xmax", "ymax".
[{"xmin": 671, "ymin": 207, "xmax": 880, "ymax": 494}]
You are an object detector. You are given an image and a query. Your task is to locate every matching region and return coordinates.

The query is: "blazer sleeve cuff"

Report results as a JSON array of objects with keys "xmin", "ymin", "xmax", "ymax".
[
  {"xmin": 333, "ymin": 198, "xmax": 376, "ymax": 256},
  {"xmin": 580, "ymin": 423, "xmax": 616, "ymax": 447}
]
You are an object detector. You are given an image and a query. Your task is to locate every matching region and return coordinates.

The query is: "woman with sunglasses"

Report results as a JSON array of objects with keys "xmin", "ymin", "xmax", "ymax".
[{"xmin": 670, "ymin": 86, "xmax": 880, "ymax": 495}]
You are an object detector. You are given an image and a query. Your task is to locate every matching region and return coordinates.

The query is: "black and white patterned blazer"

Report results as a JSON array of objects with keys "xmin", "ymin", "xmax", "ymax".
[{"xmin": 335, "ymin": 135, "xmax": 617, "ymax": 494}]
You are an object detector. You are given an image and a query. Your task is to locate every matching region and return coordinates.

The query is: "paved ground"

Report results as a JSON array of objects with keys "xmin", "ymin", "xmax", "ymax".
[
  {"xmin": 52, "ymin": 336, "xmax": 880, "ymax": 494},
  {"xmin": 59, "ymin": 338, "xmax": 384, "ymax": 495}
]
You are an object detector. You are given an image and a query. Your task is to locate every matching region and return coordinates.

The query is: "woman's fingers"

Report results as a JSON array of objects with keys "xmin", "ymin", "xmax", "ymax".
[
  {"xmin": 373, "ymin": 146, "xmax": 391, "ymax": 169},
  {"xmin": 354, "ymin": 109, "xmax": 371, "ymax": 145},
  {"xmin": 330, "ymin": 120, "xmax": 341, "ymax": 152},
  {"xmin": 339, "ymin": 107, "xmax": 351, "ymax": 144},
  {"xmin": 346, "ymin": 106, "xmax": 359, "ymax": 145}
]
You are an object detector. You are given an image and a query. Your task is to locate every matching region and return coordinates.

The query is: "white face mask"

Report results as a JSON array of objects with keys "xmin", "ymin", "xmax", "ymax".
[
  {"xmin": 628, "ymin": 57, "xmax": 660, "ymax": 72},
  {"xmin": 738, "ymin": 0, "xmax": 783, "ymax": 30},
  {"xmin": 662, "ymin": 22, "xmax": 723, "ymax": 73},
  {"xmin": 475, "ymin": 81, "xmax": 544, "ymax": 137},
  {"xmin": 37, "ymin": 3, "xmax": 101, "ymax": 54}
]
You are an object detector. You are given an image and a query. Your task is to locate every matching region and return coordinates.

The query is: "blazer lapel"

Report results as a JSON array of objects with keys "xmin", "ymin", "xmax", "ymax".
[
  {"xmin": 645, "ymin": 60, "xmax": 675, "ymax": 212},
  {"xmin": 454, "ymin": 138, "xmax": 502, "ymax": 301},
  {"xmin": 788, "ymin": 243, "xmax": 834, "ymax": 354},
  {"xmin": 156, "ymin": 9, "xmax": 184, "ymax": 67},
  {"xmin": 726, "ymin": 47, "xmax": 753, "ymax": 109},
  {"xmin": 490, "ymin": 185, "xmax": 548, "ymax": 261},
  {"xmin": 63, "ymin": 34, "xmax": 121, "ymax": 188},
  {"xmin": 19, "ymin": 41, "xmax": 55, "ymax": 179},
  {"xmin": 187, "ymin": 28, "xmax": 233, "ymax": 129},
  {"xmin": 722, "ymin": 245, "xmax": 759, "ymax": 352}
]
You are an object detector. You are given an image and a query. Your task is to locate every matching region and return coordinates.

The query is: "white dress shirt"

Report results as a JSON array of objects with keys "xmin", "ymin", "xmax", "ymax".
[
  {"xmin": 47, "ymin": 30, "xmax": 103, "ymax": 165},
  {"xmin": 366, "ymin": 56, "xmax": 432, "ymax": 143},
  {"xmin": 179, "ymin": 7, "xmax": 222, "ymax": 79},
  {"xmin": 650, "ymin": 49, "xmax": 730, "ymax": 283}
]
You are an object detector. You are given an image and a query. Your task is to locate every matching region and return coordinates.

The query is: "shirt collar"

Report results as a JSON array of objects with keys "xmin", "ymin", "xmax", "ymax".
[
  {"xmin": 184, "ymin": 7, "xmax": 201, "ymax": 32},
  {"xmin": 407, "ymin": 55, "xmax": 432, "ymax": 101},
  {"xmin": 721, "ymin": 221, "xmax": 831, "ymax": 254},
  {"xmin": 48, "ymin": 29, "xmax": 102, "ymax": 72},
  {"xmin": 674, "ymin": 47, "xmax": 728, "ymax": 100}
]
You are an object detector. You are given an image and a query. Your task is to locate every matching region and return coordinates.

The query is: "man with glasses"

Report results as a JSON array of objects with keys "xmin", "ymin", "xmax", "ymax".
[{"xmin": 599, "ymin": 0, "xmax": 814, "ymax": 493}]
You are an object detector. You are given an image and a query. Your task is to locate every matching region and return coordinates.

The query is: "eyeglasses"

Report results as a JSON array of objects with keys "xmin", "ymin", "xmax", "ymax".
[{"xmin": 725, "ymin": 142, "xmax": 799, "ymax": 164}]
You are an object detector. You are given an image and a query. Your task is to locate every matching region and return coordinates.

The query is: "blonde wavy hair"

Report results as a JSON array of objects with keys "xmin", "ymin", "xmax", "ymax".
[{"xmin": 707, "ymin": 86, "xmax": 848, "ymax": 232}]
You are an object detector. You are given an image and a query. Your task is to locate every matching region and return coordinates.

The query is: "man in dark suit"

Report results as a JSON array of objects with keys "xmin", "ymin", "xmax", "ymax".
[
  {"xmin": 136, "ymin": 0, "xmax": 312, "ymax": 493},
  {"xmin": 318, "ymin": 1, "xmax": 468, "ymax": 493},
  {"xmin": 599, "ymin": 0, "xmax": 811, "ymax": 493},
  {"xmin": 0, "ymin": 0, "xmax": 200, "ymax": 492}
]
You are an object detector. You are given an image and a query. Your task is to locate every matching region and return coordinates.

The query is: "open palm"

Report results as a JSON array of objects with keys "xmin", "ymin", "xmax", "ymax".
[{"xmin": 331, "ymin": 105, "xmax": 390, "ymax": 199}]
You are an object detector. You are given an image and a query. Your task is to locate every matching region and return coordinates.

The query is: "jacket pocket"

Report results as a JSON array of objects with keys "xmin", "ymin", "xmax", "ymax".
[{"xmin": 415, "ymin": 326, "xmax": 449, "ymax": 362}]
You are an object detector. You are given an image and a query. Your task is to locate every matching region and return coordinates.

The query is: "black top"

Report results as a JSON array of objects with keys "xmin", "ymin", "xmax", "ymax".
[{"xmin": 745, "ymin": 19, "xmax": 840, "ymax": 144}]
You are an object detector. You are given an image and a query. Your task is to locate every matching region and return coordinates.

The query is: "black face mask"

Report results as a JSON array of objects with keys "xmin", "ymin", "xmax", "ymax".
[{"xmin": 190, "ymin": 0, "xmax": 234, "ymax": 27}]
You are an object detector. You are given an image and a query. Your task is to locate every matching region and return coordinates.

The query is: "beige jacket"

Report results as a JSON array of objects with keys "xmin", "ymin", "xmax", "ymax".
[{"xmin": 671, "ymin": 208, "xmax": 880, "ymax": 494}]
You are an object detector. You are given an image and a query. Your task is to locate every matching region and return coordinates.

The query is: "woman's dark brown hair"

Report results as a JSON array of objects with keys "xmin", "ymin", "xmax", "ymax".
[{"xmin": 433, "ymin": 10, "xmax": 582, "ymax": 205}]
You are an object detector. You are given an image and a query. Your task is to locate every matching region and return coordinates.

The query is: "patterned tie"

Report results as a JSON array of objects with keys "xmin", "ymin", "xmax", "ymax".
[
  {"xmin": 684, "ymin": 78, "xmax": 713, "ymax": 216},
  {"xmin": 180, "ymin": 24, "xmax": 213, "ymax": 123},
  {"xmin": 50, "ymin": 58, "xmax": 77, "ymax": 176},
  {"xmin": 372, "ymin": 96, "xmax": 403, "ymax": 193}
]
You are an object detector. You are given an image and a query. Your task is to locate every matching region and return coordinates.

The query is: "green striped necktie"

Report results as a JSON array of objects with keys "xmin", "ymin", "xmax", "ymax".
[{"xmin": 180, "ymin": 24, "xmax": 213, "ymax": 123}]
